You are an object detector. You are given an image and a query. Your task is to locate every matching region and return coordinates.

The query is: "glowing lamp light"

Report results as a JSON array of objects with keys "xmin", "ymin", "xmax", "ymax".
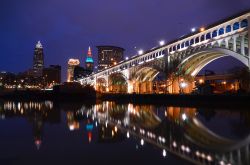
[
  {"xmin": 182, "ymin": 113, "xmax": 187, "ymax": 121},
  {"xmin": 191, "ymin": 28, "xmax": 196, "ymax": 32},
  {"xmin": 200, "ymin": 27, "xmax": 205, "ymax": 32},
  {"xmin": 138, "ymin": 50, "xmax": 144, "ymax": 55},
  {"xmin": 125, "ymin": 56, "xmax": 129, "ymax": 60},
  {"xmin": 199, "ymin": 79, "xmax": 204, "ymax": 84},
  {"xmin": 159, "ymin": 40, "xmax": 165, "ymax": 46},
  {"xmin": 180, "ymin": 82, "xmax": 187, "ymax": 88}
]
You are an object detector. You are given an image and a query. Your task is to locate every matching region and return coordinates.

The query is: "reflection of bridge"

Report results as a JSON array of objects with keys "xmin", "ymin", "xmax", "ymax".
[
  {"xmin": 80, "ymin": 103, "xmax": 250, "ymax": 165},
  {"xmin": 79, "ymin": 12, "xmax": 250, "ymax": 94}
]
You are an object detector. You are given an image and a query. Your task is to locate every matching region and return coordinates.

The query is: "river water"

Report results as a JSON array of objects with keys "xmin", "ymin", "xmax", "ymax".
[{"xmin": 0, "ymin": 100, "xmax": 249, "ymax": 165}]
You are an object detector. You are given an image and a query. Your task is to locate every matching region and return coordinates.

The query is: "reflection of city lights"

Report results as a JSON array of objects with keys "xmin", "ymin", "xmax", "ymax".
[
  {"xmin": 88, "ymin": 132, "xmax": 92, "ymax": 143},
  {"xmin": 201, "ymin": 153, "xmax": 206, "ymax": 159},
  {"xmin": 69, "ymin": 125, "xmax": 75, "ymax": 131},
  {"xmin": 181, "ymin": 145, "xmax": 185, "ymax": 151},
  {"xmin": 196, "ymin": 151, "xmax": 200, "ymax": 157},
  {"xmin": 126, "ymin": 132, "xmax": 130, "ymax": 138},
  {"xmin": 219, "ymin": 161, "xmax": 225, "ymax": 165},
  {"xmin": 162, "ymin": 149, "xmax": 167, "ymax": 157},
  {"xmin": 35, "ymin": 139, "xmax": 42, "ymax": 150},
  {"xmin": 185, "ymin": 147, "xmax": 190, "ymax": 153},
  {"xmin": 207, "ymin": 155, "xmax": 213, "ymax": 161},
  {"xmin": 140, "ymin": 139, "xmax": 144, "ymax": 146},
  {"xmin": 114, "ymin": 126, "xmax": 118, "ymax": 132},
  {"xmin": 172, "ymin": 141, "xmax": 177, "ymax": 148}
]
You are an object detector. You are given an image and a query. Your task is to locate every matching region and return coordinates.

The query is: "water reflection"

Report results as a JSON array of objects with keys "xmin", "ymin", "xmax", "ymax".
[{"xmin": 0, "ymin": 100, "xmax": 249, "ymax": 165}]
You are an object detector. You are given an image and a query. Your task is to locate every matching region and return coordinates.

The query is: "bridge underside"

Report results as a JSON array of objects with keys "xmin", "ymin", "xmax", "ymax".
[{"xmin": 95, "ymin": 49, "xmax": 248, "ymax": 94}]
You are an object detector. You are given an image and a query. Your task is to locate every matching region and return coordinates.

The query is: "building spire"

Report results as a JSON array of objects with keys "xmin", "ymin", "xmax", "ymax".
[
  {"xmin": 36, "ymin": 41, "xmax": 43, "ymax": 49},
  {"xmin": 87, "ymin": 46, "xmax": 92, "ymax": 57}
]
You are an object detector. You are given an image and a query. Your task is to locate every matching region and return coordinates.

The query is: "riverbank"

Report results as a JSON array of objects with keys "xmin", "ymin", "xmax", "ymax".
[
  {"xmin": 1, "ymin": 90, "xmax": 250, "ymax": 108},
  {"xmin": 0, "ymin": 90, "xmax": 96, "ymax": 102}
]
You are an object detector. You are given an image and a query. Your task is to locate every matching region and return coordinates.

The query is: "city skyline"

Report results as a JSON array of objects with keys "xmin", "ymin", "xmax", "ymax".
[{"xmin": 1, "ymin": 1, "xmax": 250, "ymax": 81}]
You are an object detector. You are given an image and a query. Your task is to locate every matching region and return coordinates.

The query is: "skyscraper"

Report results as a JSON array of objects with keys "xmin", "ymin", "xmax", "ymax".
[
  {"xmin": 33, "ymin": 41, "xmax": 44, "ymax": 77},
  {"xmin": 67, "ymin": 59, "xmax": 80, "ymax": 82},
  {"xmin": 85, "ymin": 46, "xmax": 94, "ymax": 72},
  {"xmin": 97, "ymin": 46, "xmax": 124, "ymax": 71}
]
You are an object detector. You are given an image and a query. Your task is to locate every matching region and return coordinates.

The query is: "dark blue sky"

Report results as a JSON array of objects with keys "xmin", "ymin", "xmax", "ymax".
[{"xmin": 1, "ymin": 0, "xmax": 250, "ymax": 81}]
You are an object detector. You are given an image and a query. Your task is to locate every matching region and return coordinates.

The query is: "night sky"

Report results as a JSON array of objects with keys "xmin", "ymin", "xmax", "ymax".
[{"xmin": 1, "ymin": 0, "xmax": 250, "ymax": 81}]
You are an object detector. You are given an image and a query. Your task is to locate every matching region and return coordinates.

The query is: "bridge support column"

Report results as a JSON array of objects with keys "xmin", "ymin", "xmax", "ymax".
[
  {"xmin": 128, "ymin": 81, "xmax": 134, "ymax": 93},
  {"xmin": 233, "ymin": 36, "xmax": 237, "ymax": 52},
  {"xmin": 241, "ymin": 35, "xmax": 245, "ymax": 55},
  {"xmin": 225, "ymin": 38, "xmax": 229, "ymax": 49}
]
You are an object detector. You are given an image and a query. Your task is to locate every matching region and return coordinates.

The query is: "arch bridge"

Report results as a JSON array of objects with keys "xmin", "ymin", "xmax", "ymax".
[{"xmin": 79, "ymin": 11, "xmax": 250, "ymax": 94}]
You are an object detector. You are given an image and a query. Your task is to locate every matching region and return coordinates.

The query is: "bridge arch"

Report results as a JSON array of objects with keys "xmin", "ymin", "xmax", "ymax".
[
  {"xmin": 96, "ymin": 77, "xmax": 108, "ymax": 92},
  {"xmin": 108, "ymin": 73, "xmax": 128, "ymax": 93},
  {"xmin": 177, "ymin": 48, "xmax": 249, "ymax": 77},
  {"xmin": 130, "ymin": 66, "xmax": 167, "ymax": 94}
]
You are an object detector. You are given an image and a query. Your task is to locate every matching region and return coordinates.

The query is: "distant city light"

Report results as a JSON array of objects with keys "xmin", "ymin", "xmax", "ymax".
[
  {"xmin": 191, "ymin": 28, "xmax": 196, "ymax": 32},
  {"xmin": 125, "ymin": 56, "xmax": 129, "ymax": 60},
  {"xmin": 138, "ymin": 50, "xmax": 143, "ymax": 55},
  {"xmin": 159, "ymin": 40, "xmax": 165, "ymax": 46}
]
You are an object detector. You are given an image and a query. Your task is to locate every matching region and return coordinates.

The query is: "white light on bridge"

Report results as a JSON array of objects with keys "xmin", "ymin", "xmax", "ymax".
[
  {"xmin": 182, "ymin": 113, "xmax": 187, "ymax": 121},
  {"xmin": 138, "ymin": 50, "xmax": 144, "ymax": 55},
  {"xmin": 159, "ymin": 40, "xmax": 165, "ymax": 46},
  {"xmin": 191, "ymin": 28, "xmax": 196, "ymax": 32},
  {"xmin": 180, "ymin": 82, "xmax": 187, "ymax": 88},
  {"xmin": 125, "ymin": 56, "xmax": 129, "ymax": 60}
]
